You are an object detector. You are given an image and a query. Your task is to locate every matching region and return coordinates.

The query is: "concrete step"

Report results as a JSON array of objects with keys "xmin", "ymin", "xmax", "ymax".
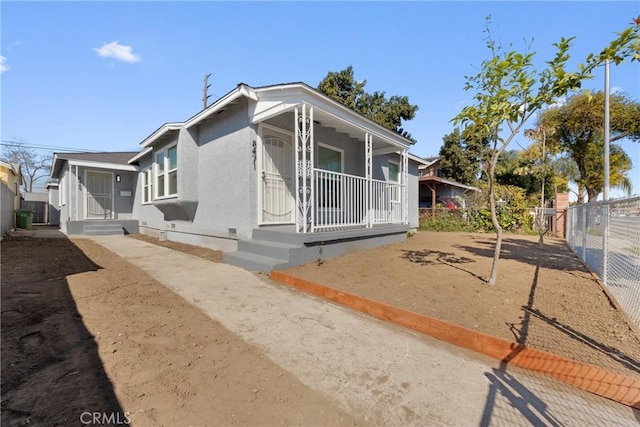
[
  {"xmin": 83, "ymin": 224, "xmax": 124, "ymax": 236},
  {"xmin": 237, "ymin": 239, "xmax": 299, "ymax": 260},
  {"xmin": 222, "ymin": 251, "xmax": 287, "ymax": 273},
  {"xmin": 251, "ymin": 227, "xmax": 306, "ymax": 245}
]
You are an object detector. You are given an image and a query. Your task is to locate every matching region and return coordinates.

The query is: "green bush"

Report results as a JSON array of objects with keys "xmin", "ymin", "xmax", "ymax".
[
  {"xmin": 469, "ymin": 206, "xmax": 533, "ymax": 233},
  {"xmin": 418, "ymin": 209, "xmax": 473, "ymax": 232}
]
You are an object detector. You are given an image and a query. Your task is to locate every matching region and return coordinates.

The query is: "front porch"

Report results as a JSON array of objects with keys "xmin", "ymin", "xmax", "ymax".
[
  {"xmin": 223, "ymin": 223, "xmax": 409, "ymax": 273},
  {"xmin": 255, "ymin": 100, "xmax": 411, "ymax": 234}
]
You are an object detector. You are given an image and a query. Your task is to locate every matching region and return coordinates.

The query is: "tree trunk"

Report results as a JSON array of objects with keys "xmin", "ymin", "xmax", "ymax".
[
  {"xmin": 487, "ymin": 156, "xmax": 502, "ymax": 286},
  {"xmin": 587, "ymin": 187, "xmax": 599, "ymax": 202},
  {"xmin": 538, "ymin": 131, "xmax": 546, "ymax": 247}
]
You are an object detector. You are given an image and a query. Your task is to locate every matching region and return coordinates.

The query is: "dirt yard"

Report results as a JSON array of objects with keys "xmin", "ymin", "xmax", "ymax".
[
  {"xmin": 1, "ymin": 236, "xmax": 355, "ymax": 426},
  {"xmin": 285, "ymin": 231, "xmax": 640, "ymax": 380}
]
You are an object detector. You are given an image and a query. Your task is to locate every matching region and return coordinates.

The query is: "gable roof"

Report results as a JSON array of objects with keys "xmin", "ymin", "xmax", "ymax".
[
  {"xmin": 54, "ymin": 152, "xmax": 139, "ymax": 164},
  {"xmin": 51, "ymin": 151, "xmax": 139, "ymax": 178},
  {"xmin": 177, "ymin": 82, "xmax": 415, "ymax": 149}
]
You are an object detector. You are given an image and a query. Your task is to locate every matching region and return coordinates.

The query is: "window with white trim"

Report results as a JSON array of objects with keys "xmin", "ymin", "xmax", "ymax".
[
  {"xmin": 142, "ymin": 169, "xmax": 153, "ymax": 204},
  {"xmin": 388, "ymin": 160, "xmax": 399, "ymax": 182},
  {"xmin": 155, "ymin": 145, "xmax": 177, "ymax": 198},
  {"xmin": 388, "ymin": 160, "xmax": 400, "ymax": 202}
]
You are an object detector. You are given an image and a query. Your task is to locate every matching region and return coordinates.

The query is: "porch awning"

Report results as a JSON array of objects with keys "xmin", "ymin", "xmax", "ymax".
[{"xmin": 418, "ymin": 176, "xmax": 480, "ymax": 192}]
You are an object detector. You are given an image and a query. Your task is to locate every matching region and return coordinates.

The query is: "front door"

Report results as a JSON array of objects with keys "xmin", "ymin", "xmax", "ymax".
[
  {"xmin": 261, "ymin": 129, "xmax": 294, "ymax": 223},
  {"xmin": 86, "ymin": 171, "xmax": 113, "ymax": 219}
]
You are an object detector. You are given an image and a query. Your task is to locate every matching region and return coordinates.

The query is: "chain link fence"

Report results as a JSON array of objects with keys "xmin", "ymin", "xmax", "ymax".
[{"xmin": 566, "ymin": 197, "xmax": 640, "ymax": 328}]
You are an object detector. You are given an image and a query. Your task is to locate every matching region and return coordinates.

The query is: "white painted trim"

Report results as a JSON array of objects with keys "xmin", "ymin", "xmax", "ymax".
[
  {"xmin": 260, "ymin": 123, "xmax": 295, "ymax": 138},
  {"xmin": 185, "ymin": 85, "xmax": 257, "ymax": 130},
  {"xmin": 84, "ymin": 169, "xmax": 115, "ymax": 220},
  {"xmin": 140, "ymin": 123, "xmax": 182, "ymax": 148},
  {"xmin": 408, "ymin": 153, "xmax": 428, "ymax": 165},
  {"xmin": 75, "ymin": 165, "xmax": 79, "ymax": 220},
  {"xmin": 250, "ymin": 84, "xmax": 411, "ymax": 149},
  {"xmin": 317, "ymin": 142, "xmax": 344, "ymax": 173},
  {"xmin": 67, "ymin": 159, "xmax": 138, "ymax": 172},
  {"xmin": 154, "ymin": 142, "xmax": 178, "ymax": 199},
  {"xmin": 128, "ymin": 147, "xmax": 153, "ymax": 164},
  {"xmin": 373, "ymin": 147, "xmax": 401, "ymax": 156},
  {"xmin": 141, "ymin": 168, "xmax": 153, "ymax": 205}
]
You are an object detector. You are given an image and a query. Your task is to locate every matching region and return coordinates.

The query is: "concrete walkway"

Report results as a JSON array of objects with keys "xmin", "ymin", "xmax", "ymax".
[{"xmin": 87, "ymin": 235, "xmax": 640, "ymax": 426}]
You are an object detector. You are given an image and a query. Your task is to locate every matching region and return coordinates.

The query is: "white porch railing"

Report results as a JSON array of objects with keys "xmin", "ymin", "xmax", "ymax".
[{"xmin": 314, "ymin": 169, "xmax": 405, "ymax": 230}]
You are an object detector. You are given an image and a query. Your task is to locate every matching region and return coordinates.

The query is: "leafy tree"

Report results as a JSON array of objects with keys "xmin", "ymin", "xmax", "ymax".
[
  {"xmin": 581, "ymin": 141, "xmax": 633, "ymax": 200},
  {"xmin": 494, "ymin": 150, "xmax": 553, "ymax": 200},
  {"xmin": 438, "ymin": 128, "xmax": 488, "ymax": 184},
  {"xmin": 318, "ymin": 66, "xmax": 419, "ymax": 141},
  {"xmin": 537, "ymin": 90, "xmax": 640, "ymax": 202},
  {"xmin": 1, "ymin": 138, "xmax": 50, "ymax": 192},
  {"xmin": 452, "ymin": 18, "xmax": 639, "ymax": 285}
]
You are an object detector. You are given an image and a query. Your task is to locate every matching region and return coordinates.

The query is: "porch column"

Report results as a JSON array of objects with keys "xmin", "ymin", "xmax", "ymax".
[
  {"xmin": 294, "ymin": 104, "xmax": 314, "ymax": 233},
  {"xmin": 365, "ymin": 133, "xmax": 373, "ymax": 228},
  {"xmin": 75, "ymin": 165, "xmax": 80, "ymax": 221},
  {"xmin": 402, "ymin": 149, "xmax": 408, "ymax": 225}
]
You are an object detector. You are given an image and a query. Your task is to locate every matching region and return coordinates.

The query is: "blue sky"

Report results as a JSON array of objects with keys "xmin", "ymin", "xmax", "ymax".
[{"xmin": 2, "ymin": 1, "xmax": 639, "ymax": 197}]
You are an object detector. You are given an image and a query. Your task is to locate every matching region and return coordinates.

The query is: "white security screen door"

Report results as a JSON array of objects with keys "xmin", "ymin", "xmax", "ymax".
[
  {"xmin": 261, "ymin": 131, "xmax": 294, "ymax": 223},
  {"xmin": 86, "ymin": 171, "xmax": 113, "ymax": 219}
]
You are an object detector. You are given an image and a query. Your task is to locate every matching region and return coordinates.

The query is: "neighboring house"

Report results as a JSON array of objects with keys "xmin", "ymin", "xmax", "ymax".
[
  {"xmin": 50, "ymin": 152, "xmax": 140, "ymax": 235},
  {"xmin": 418, "ymin": 157, "xmax": 480, "ymax": 211},
  {"xmin": 46, "ymin": 181, "xmax": 60, "ymax": 226},
  {"xmin": 50, "ymin": 82, "xmax": 427, "ymax": 272},
  {"xmin": 0, "ymin": 161, "xmax": 23, "ymax": 236}
]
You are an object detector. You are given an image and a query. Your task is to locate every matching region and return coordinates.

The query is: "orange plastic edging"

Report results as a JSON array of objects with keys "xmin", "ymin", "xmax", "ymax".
[{"xmin": 270, "ymin": 270, "xmax": 640, "ymax": 409}]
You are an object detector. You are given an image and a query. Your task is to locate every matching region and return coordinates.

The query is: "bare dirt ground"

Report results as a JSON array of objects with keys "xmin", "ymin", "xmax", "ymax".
[
  {"xmin": 1, "ymin": 235, "xmax": 356, "ymax": 426},
  {"xmin": 128, "ymin": 233, "xmax": 223, "ymax": 263},
  {"xmin": 285, "ymin": 231, "xmax": 640, "ymax": 380}
]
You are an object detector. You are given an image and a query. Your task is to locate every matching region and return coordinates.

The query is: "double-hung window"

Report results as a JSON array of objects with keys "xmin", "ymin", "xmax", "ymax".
[
  {"xmin": 142, "ymin": 169, "xmax": 153, "ymax": 204},
  {"xmin": 388, "ymin": 160, "xmax": 400, "ymax": 202},
  {"xmin": 155, "ymin": 145, "xmax": 178, "ymax": 198}
]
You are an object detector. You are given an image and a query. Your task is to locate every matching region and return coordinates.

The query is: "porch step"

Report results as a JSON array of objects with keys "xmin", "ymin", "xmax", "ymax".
[
  {"xmin": 83, "ymin": 223, "xmax": 125, "ymax": 236},
  {"xmin": 237, "ymin": 239, "xmax": 299, "ymax": 261},
  {"xmin": 222, "ymin": 251, "xmax": 288, "ymax": 274},
  {"xmin": 251, "ymin": 227, "xmax": 306, "ymax": 245}
]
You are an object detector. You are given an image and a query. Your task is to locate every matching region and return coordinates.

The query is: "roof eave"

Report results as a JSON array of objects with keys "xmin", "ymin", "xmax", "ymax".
[
  {"xmin": 251, "ymin": 83, "xmax": 414, "ymax": 148},
  {"xmin": 184, "ymin": 84, "xmax": 258, "ymax": 130},
  {"xmin": 140, "ymin": 123, "xmax": 182, "ymax": 148},
  {"xmin": 128, "ymin": 147, "xmax": 153, "ymax": 164}
]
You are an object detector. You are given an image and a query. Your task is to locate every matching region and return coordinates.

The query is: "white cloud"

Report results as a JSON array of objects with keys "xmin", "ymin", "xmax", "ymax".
[
  {"xmin": 94, "ymin": 41, "xmax": 140, "ymax": 63},
  {"xmin": 548, "ymin": 96, "xmax": 566, "ymax": 109},
  {"xmin": 0, "ymin": 55, "xmax": 9, "ymax": 73},
  {"xmin": 611, "ymin": 86, "xmax": 624, "ymax": 95}
]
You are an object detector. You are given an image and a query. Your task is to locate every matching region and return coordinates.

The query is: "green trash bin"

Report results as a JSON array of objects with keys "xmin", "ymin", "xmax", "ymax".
[{"xmin": 15, "ymin": 209, "xmax": 33, "ymax": 230}]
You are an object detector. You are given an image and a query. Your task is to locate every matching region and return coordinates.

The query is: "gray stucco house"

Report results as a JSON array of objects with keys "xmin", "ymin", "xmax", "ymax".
[{"xmin": 50, "ymin": 82, "xmax": 427, "ymax": 272}]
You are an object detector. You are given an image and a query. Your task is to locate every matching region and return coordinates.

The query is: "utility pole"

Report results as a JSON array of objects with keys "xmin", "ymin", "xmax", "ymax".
[{"xmin": 203, "ymin": 73, "xmax": 212, "ymax": 110}]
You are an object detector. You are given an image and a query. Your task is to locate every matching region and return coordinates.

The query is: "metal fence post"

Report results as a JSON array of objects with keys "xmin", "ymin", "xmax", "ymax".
[
  {"xmin": 602, "ymin": 202, "xmax": 609, "ymax": 286},
  {"xmin": 581, "ymin": 205, "xmax": 587, "ymax": 261}
]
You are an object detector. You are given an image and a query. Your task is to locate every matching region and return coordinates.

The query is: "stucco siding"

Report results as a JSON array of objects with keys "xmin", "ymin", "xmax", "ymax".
[
  {"xmin": 195, "ymin": 99, "xmax": 254, "ymax": 239},
  {"xmin": 1, "ymin": 183, "xmax": 15, "ymax": 236},
  {"xmin": 134, "ymin": 99, "xmax": 256, "ymax": 246}
]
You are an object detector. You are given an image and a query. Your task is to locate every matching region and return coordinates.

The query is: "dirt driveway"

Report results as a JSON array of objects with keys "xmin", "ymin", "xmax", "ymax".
[
  {"xmin": 1, "ymin": 236, "xmax": 355, "ymax": 426},
  {"xmin": 285, "ymin": 231, "xmax": 640, "ymax": 380}
]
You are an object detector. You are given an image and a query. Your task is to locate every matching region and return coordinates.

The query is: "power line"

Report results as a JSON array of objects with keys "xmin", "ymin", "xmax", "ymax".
[{"xmin": 0, "ymin": 140, "xmax": 106, "ymax": 153}]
